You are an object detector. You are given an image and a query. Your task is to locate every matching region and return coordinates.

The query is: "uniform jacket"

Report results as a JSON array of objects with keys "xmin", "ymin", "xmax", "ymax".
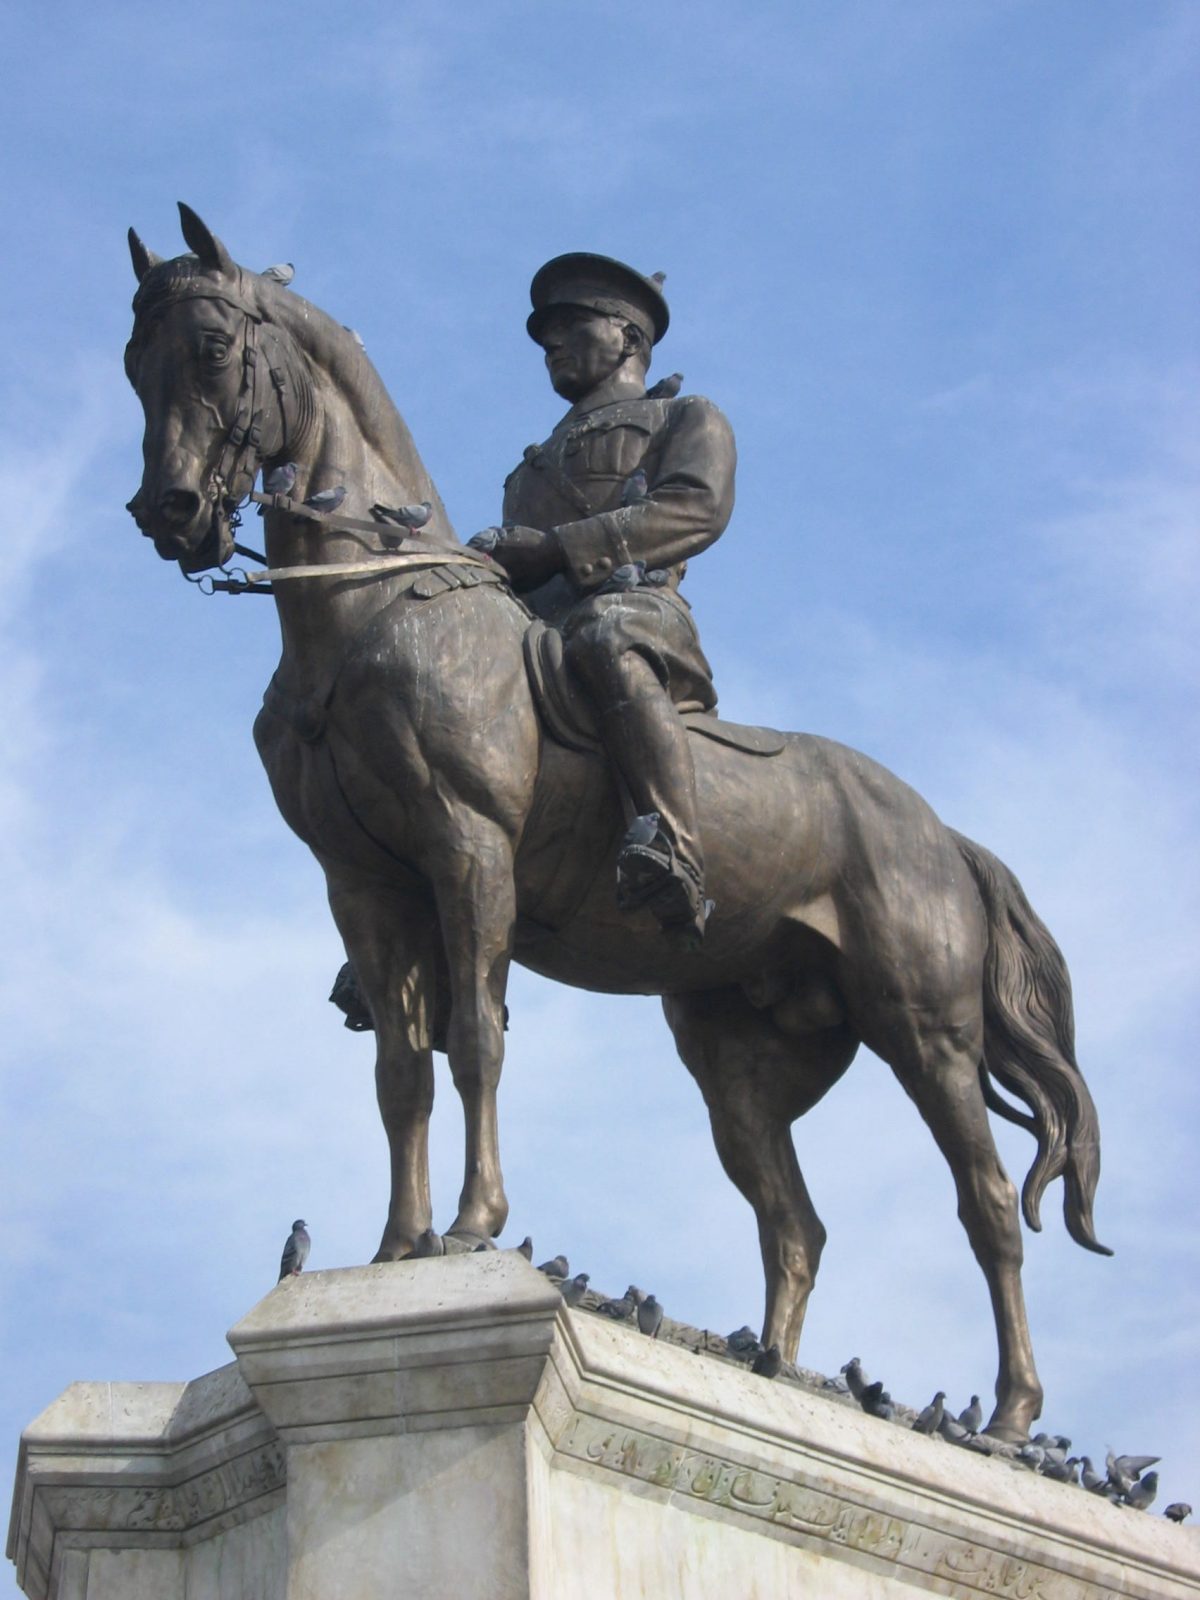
[{"xmin": 502, "ymin": 373, "xmax": 737, "ymax": 600}]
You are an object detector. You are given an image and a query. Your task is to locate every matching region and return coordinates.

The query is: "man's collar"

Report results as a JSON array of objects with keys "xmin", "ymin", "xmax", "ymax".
[{"xmin": 564, "ymin": 370, "xmax": 647, "ymax": 421}]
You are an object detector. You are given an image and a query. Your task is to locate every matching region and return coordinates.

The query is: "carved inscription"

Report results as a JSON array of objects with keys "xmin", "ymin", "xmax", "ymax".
[
  {"xmin": 124, "ymin": 1442, "xmax": 286, "ymax": 1533},
  {"xmin": 37, "ymin": 1443, "xmax": 286, "ymax": 1543},
  {"xmin": 558, "ymin": 1416, "xmax": 1130, "ymax": 1600}
]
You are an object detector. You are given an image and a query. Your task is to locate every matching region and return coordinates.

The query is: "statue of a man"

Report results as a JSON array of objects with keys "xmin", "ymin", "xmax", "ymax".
[{"xmin": 484, "ymin": 254, "xmax": 736, "ymax": 943}]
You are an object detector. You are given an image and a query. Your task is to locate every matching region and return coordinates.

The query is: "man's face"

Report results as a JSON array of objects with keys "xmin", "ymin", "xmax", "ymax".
[{"xmin": 537, "ymin": 306, "xmax": 630, "ymax": 401}]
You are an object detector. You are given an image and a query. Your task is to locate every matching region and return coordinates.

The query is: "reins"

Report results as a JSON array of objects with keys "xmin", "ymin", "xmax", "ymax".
[{"xmin": 196, "ymin": 490, "xmax": 496, "ymax": 597}]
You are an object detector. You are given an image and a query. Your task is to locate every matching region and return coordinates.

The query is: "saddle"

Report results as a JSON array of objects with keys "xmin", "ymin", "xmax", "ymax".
[{"xmin": 521, "ymin": 620, "xmax": 786, "ymax": 759}]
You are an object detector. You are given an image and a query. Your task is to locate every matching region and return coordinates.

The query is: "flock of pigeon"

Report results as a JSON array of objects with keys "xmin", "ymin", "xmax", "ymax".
[
  {"xmin": 823, "ymin": 1356, "xmax": 1185, "ymax": 1519},
  {"xmin": 274, "ymin": 1226, "xmax": 1190, "ymax": 1527},
  {"xmin": 532, "ymin": 1253, "xmax": 665, "ymax": 1338},
  {"xmin": 258, "ymin": 460, "xmax": 434, "ymax": 550}
]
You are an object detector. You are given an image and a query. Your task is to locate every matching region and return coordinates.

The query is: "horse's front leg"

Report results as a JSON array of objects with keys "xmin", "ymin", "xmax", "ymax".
[
  {"xmin": 431, "ymin": 822, "xmax": 517, "ymax": 1244},
  {"xmin": 326, "ymin": 871, "xmax": 439, "ymax": 1262}
]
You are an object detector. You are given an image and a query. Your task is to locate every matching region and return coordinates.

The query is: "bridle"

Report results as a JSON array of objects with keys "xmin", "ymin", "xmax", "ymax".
[
  {"xmin": 211, "ymin": 305, "xmax": 291, "ymax": 513},
  {"xmin": 127, "ymin": 273, "xmax": 295, "ymax": 565}
]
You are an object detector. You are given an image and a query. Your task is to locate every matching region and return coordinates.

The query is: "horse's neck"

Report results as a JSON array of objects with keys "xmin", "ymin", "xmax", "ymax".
[{"xmin": 263, "ymin": 318, "xmax": 457, "ymax": 695}]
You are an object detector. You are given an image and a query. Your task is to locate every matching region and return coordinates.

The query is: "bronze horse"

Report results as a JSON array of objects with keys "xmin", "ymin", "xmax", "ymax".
[{"xmin": 124, "ymin": 205, "xmax": 1109, "ymax": 1441}]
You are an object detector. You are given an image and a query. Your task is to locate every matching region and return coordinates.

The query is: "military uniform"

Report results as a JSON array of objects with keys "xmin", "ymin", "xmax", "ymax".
[
  {"xmin": 497, "ymin": 253, "xmax": 736, "ymax": 940},
  {"xmin": 501, "ymin": 371, "xmax": 736, "ymax": 715}
]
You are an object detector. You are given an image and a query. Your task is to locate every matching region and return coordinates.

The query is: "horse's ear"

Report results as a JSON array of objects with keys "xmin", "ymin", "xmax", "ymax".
[
  {"xmin": 177, "ymin": 202, "xmax": 234, "ymax": 276},
  {"xmin": 128, "ymin": 227, "xmax": 162, "ymax": 282}
]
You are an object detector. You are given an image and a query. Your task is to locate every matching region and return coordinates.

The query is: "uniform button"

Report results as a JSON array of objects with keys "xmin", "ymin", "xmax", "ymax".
[
  {"xmin": 595, "ymin": 557, "xmax": 611, "ymax": 572},
  {"xmin": 579, "ymin": 562, "xmax": 594, "ymax": 577}
]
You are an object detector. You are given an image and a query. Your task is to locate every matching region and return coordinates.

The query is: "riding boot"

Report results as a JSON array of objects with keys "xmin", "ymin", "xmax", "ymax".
[{"xmin": 597, "ymin": 696, "xmax": 709, "ymax": 942}]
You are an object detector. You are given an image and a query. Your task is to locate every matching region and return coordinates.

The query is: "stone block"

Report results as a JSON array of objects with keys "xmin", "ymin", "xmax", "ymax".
[{"xmin": 9, "ymin": 1255, "xmax": 1199, "ymax": 1598}]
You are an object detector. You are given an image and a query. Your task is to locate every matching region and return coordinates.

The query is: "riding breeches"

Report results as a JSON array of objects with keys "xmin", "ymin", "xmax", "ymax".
[{"xmin": 560, "ymin": 588, "xmax": 716, "ymax": 882}]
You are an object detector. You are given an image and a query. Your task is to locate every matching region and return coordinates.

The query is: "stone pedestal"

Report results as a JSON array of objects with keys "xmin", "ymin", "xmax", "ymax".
[{"xmin": 9, "ymin": 1254, "xmax": 1199, "ymax": 1598}]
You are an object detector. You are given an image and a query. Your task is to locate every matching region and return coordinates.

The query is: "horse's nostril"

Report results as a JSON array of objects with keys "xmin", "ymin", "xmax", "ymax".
[{"xmin": 159, "ymin": 488, "xmax": 202, "ymax": 526}]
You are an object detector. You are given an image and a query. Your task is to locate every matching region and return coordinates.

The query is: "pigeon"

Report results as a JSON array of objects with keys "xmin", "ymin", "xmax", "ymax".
[
  {"xmin": 373, "ymin": 500, "xmax": 432, "ymax": 529},
  {"xmin": 375, "ymin": 501, "xmax": 434, "ymax": 549},
  {"xmin": 1079, "ymin": 1457, "xmax": 1107, "ymax": 1493},
  {"xmin": 726, "ymin": 1326, "xmax": 761, "ymax": 1360},
  {"xmin": 261, "ymin": 262, "xmax": 295, "ymax": 286},
  {"xmin": 1017, "ymin": 1443, "xmax": 1047, "ymax": 1472},
  {"xmin": 642, "ymin": 568, "xmax": 671, "ymax": 587},
  {"xmin": 637, "ymin": 1295, "xmax": 663, "ymax": 1338},
  {"xmin": 913, "ymin": 1392, "xmax": 946, "ymax": 1436},
  {"xmin": 263, "ymin": 461, "xmax": 298, "ymax": 496},
  {"xmin": 516, "ymin": 1236, "xmax": 533, "ymax": 1261},
  {"xmin": 1041, "ymin": 1438, "xmax": 1069, "ymax": 1470},
  {"xmin": 304, "ymin": 485, "xmax": 347, "ymax": 513},
  {"xmin": 1125, "ymin": 1471, "xmax": 1158, "ymax": 1512},
  {"xmin": 411, "ymin": 1228, "xmax": 445, "ymax": 1258},
  {"xmin": 646, "ymin": 371, "xmax": 683, "ymax": 400},
  {"xmin": 860, "ymin": 1381, "xmax": 894, "ymax": 1421},
  {"xmin": 468, "ymin": 527, "xmax": 503, "ymax": 553},
  {"xmin": 559, "ymin": 1272, "xmax": 589, "ymax": 1307},
  {"xmin": 1043, "ymin": 1456, "xmax": 1080, "ymax": 1484},
  {"xmin": 938, "ymin": 1411, "xmax": 972, "ymax": 1445},
  {"xmin": 752, "ymin": 1344, "xmax": 782, "ymax": 1379},
  {"xmin": 278, "ymin": 1220, "xmax": 310, "ymax": 1280},
  {"xmin": 821, "ymin": 1373, "xmax": 850, "ymax": 1394},
  {"xmin": 599, "ymin": 1286, "xmax": 645, "ymax": 1320},
  {"xmin": 957, "ymin": 1395, "xmax": 983, "ymax": 1435},
  {"xmin": 606, "ymin": 561, "xmax": 647, "ymax": 591},
  {"xmin": 537, "ymin": 1254, "xmax": 568, "ymax": 1278},
  {"xmin": 650, "ymin": 271, "xmax": 667, "ymax": 286},
  {"xmin": 1106, "ymin": 1451, "xmax": 1160, "ymax": 1496},
  {"xmin": 622, "ymin": 470, "xmax": 650, "ymax": 506},
  {"xmin": 1165, "ymin": 1503, "xmax": 1192, "ymax": 1523},
  {"xmin": 840, "ymin": 1358, "xmax": 868, "ymax": 1401},
  {"xmin": 623, "ymin": 813, "xmax": 661, "ymax": 848}
]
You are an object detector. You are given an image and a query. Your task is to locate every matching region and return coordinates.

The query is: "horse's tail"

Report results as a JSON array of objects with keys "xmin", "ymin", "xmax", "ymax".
[{"xmin": 952, "ymin": 829, "xmax": 1112, "ymax": 1256}]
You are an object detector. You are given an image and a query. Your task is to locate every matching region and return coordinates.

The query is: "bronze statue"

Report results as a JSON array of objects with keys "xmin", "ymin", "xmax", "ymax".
[
  {"xmin": 124, "ymin": 205, "xmax": 1110, "ymax": 1443},
  {"xmin": 482, "ymin": 254, "xmax": 735, "ymax": 944}
]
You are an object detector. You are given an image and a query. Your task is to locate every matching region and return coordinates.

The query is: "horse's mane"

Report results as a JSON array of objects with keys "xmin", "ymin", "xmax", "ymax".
[{"xmin": 258, "ymin": 276, "xmax": 432, "ymax": 487}]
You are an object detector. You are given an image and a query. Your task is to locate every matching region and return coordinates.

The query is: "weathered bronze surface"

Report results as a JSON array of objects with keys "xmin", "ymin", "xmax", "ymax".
[{"xmin": 124, "ymin": 206, "xmax": 1111, "ymax": 1442}]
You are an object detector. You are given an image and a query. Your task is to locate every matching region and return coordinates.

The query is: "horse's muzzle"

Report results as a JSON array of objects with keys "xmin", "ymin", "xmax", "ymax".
[{"xmin": 130, "ymin": 486, "xmax": 234, "ymax": 572}]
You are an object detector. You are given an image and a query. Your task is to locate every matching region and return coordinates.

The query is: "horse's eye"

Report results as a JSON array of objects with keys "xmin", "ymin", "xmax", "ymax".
[{"xmin": 201, "ymin": 337, "xmax": 231, "ymax": 367}]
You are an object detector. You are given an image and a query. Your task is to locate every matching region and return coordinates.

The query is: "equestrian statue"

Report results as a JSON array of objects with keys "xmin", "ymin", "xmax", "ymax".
[{"xmin": 123, "ymin": 204, "xmax": 1110, "ymax": 1442}]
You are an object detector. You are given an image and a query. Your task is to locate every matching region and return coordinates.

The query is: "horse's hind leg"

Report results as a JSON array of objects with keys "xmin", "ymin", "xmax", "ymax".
[
  {"xmin": 663, "ymin": 988, "xmax": 856, "ymax": 1362},
  {"xmin": 882, "ymin": 1016, "xmax": 1043, "ymax": 1441}
]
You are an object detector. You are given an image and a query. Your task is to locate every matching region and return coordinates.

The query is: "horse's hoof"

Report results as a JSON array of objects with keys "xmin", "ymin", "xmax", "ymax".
[
  {"xmin": 984, "ymin": 1405, "xmax": 1040, "ymax": 1444},
  {"xmin": 371, "ymin": 1233, "xmax": 418, "ymax": 1263},
  {"xmin": 445, "ymin": 1230, "xmax": 496, "ymax": 1254}
]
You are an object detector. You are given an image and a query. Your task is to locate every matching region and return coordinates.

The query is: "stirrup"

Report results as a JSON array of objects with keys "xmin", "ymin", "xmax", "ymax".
[{"xmin": 616, "ymin": 818, "xmax": 708, "ymax": 940}]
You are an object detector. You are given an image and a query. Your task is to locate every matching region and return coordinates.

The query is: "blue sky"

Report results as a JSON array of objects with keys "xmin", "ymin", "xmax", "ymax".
[{"xmin": 2, "ymin": 0, "xmax": 1197, "ymax": 1574}]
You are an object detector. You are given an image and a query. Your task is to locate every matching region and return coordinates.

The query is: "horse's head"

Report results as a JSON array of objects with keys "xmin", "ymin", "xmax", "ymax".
[{"xmin": 124, "ymin": 204, "xmax": 289, "ymax": 572}]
